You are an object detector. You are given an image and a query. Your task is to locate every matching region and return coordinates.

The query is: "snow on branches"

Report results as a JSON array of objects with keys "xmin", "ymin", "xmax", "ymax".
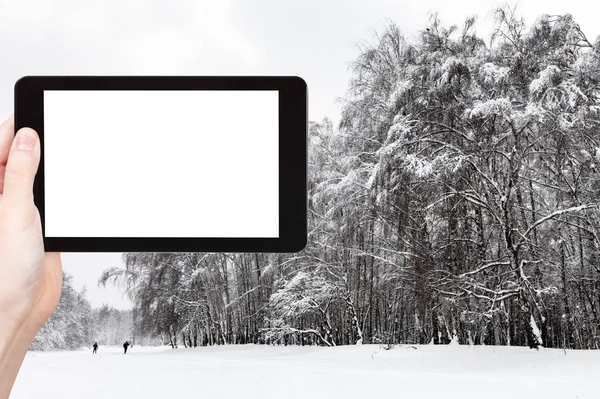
[
  {"xmin": 529, "ymin": 65, "xmax": 561, "ymax": 95},
  {"xmin": 465, "ymin": 98, "xmax": 513, "ymax": 119},
  {"xmin": 479, "ymin": 62, "xmax": 510, "ymax": 85},
  {"xmin": 269, "ymin": 272, "xmax": 336, "ymax": 319}
]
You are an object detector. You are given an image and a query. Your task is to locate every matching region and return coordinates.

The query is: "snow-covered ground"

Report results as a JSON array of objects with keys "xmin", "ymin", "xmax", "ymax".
[{"xmin": 11, "ymin": 344, "xmax": 600, "ymax": 398}]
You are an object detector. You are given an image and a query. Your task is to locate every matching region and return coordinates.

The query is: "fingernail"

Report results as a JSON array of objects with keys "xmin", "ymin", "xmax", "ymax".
[{"xmin": 15, "ymin": 130, "xmax": 36, "ymax": 151}]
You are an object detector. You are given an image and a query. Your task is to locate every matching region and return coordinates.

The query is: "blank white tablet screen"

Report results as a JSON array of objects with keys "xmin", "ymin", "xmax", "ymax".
[{"xmin": 43, "ymin": 90, "xmax": 279, "ymax": 238}]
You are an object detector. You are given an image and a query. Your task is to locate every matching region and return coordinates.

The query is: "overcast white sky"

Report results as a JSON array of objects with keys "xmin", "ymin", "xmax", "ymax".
[{"xmin": 1, "ymin": 0, "xmax": 598, "ymax": 310}]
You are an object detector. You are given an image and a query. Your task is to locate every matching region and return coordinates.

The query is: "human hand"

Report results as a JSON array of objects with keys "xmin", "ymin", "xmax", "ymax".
[{"xmin": 0, "ymin": 115, "xmax": 62, "ymax": 399}]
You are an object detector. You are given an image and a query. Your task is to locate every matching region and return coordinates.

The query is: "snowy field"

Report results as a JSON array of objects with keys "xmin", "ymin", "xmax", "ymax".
[{"xmin": 11, "ymin": 344, "xmax": 600, "ymax": 398}]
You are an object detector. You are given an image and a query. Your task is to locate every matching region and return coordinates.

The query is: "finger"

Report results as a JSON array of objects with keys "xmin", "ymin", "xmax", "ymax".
[
  {"xmin": 0, "ymin": 115, "xmax": 15, "ymax": 195},
  {"xmin": 2, "ymin": 127, "xmax": 40, "ymax": 207}
]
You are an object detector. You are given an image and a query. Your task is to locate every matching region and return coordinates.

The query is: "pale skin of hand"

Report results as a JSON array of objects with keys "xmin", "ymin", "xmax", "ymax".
[{"xmin": 0, "ymin": 115, "xmax": 62, "ymax": 399}]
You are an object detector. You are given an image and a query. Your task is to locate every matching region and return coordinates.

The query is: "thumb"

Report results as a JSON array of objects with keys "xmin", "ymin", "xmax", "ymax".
[
  {"xmin": 30, "ymin": 252, "xmax": 63, "ymax": 327},
  {"xmin": 3, "ymin": 128, "xmax": 40, "ymax": 209}
]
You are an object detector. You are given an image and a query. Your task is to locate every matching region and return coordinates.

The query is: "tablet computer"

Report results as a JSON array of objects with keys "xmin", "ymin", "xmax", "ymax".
[{"xmin": 14, "ymin": 76, "xmax": 307, "ymax": 253}]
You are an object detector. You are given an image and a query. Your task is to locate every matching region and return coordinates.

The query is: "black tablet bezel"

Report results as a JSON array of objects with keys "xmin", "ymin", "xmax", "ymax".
[{"xmin": 14, "ymin": 76, "xmax": 307, "ymax": 253}]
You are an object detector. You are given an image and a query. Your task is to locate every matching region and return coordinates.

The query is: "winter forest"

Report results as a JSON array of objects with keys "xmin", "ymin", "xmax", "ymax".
[{"xmin": 35, "ymin": 7, "xmax": 600, "ymax": 351}]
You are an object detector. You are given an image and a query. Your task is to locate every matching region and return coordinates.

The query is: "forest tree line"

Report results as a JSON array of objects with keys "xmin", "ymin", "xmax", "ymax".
[
  {"xmin": 97, "ymin": 8, "xmax": 600, "ymax": 350},
  {"xmin": 32, "ymin": 273, "xmax": 136, "ymax": 350}
]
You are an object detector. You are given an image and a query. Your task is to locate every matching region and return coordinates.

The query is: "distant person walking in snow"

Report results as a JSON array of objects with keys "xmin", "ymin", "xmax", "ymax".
[
  {"xmin": 92, "ymin": 342, "xmax": 98, "ymax": 354},
  {"xmin": 123, "ymin": 341, "xmax": 130, "ymax": 354}
]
